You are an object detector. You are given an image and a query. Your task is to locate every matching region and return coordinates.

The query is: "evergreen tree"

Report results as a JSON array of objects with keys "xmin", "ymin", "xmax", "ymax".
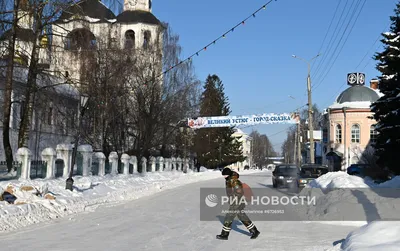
[
  {"xmin": 371, "ymin": 3, "xmax": 400, "ymax": 174},
  {"xmin": 194, "ymin": 74, "xmax": 245, "ymax": 168}
]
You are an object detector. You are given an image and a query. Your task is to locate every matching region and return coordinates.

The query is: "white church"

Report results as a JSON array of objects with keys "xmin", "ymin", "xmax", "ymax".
[{"xmin": 0, "ymin": 0, "xmax": 164, "ymax": 159}]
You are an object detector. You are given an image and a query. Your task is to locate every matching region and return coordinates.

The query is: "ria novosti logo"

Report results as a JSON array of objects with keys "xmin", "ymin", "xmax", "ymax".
[
  {"xmin": 204, "ymin": 194, "xmax": 316, "ymax": 207},
  {"xmin": 205, "ymin": 194, "xmax": 218, "ymax": 207}
]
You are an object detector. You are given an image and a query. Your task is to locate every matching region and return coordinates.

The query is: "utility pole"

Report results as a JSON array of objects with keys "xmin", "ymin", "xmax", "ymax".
[
  {"xmin": 297, "ymin": 117, "xmax": 301, "ymax": 166},
  {"xmin": 293, "ymin": 127, "xmax": 297, "ymax": 164},
  {"xmin": 292, "ymin": 53, "xmax": 320, "ymax": 164}
]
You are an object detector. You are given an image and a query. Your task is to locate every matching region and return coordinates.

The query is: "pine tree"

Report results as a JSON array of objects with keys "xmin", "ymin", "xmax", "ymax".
[
  {"xmin": 371, "ymin": 3, "xmax": 400, "ymax": 174},
  {"xmin": 194, "ymin": 74, "xmax": 245, "ymax": 168}
]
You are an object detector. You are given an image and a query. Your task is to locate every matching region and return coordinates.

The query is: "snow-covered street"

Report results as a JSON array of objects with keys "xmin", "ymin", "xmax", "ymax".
[{"xmin": 0, "ymin": 171, "xmax": 360, "ymax": 250}]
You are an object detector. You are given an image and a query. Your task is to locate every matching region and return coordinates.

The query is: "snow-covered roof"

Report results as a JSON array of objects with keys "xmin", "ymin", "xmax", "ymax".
[
  {"xmin": 56, "ymin": 0, "xmax": 116, "ymax": 23},
  {"xmin": 329, "ymin": 101, "xmax": 372, "ymax": 109},
  {"xmin": 234, "ymin": 128, "xmax": 245, "ymax": 134}
]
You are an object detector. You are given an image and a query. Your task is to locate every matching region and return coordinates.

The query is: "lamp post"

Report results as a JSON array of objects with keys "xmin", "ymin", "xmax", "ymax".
[
  {"xmin": 66, "ymin": 93, "xmax": 90, "ymax": 191},
  {"xmin": 292, "ymin": 53, "xmax": 320, "ymax": 164}
]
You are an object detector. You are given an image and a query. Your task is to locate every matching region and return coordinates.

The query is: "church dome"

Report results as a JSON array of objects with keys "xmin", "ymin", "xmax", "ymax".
[
  {"xmin": 57, "ymin": 0, "xmax": 116, "ymax": 23},
  {"xmin": 335, "ymin": 85, "xmax": 379, "ymax": 104},
  {"xmin": 116, "ymin": 10, "xmax": 161, "ymax": 25}
]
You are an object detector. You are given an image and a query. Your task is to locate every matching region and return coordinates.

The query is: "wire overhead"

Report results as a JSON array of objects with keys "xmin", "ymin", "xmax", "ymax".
[{"xmin": 146, "ymin": 0, "xmax": 277, "ymax": 85}]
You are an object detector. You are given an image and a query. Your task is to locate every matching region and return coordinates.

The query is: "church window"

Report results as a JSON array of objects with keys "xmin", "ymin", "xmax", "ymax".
[
  {"xmin": 149, "ymin": 0, "xmax": 152, "ymax": 9},
  {"xmin": 65, "ymin": 28, "xmax": 97, "ymax": 50},
  {"xmin": 143, "ymin": 30, "xmax": 151, "ymax": 49},
  {"xmin": 351, "ymin": 124, "xmax": 360, "ymax": 143},
  {"xmin": 124, "ymin": 30, "xmax": 135, "ymax": 49},
  {"xmin": 335, "ymin": 124, "xmax": 342, "ymax": 143}
]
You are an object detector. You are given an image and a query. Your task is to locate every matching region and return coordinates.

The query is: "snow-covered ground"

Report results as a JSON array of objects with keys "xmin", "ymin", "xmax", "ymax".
[
  {"xmin": 0, "ymin": 168, "xmax": 260, "ymax": 233},
  {"xmin": 302, "ymin": 171, "xmax": 400, "ymax": 250},
  {"xmin": 0, "ymin": 168, "xmax": 399, "ymax": 250}
]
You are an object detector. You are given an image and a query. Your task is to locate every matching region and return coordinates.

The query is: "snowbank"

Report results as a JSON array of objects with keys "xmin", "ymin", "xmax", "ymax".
[
  {"xmin": 306, "ymin": 171, "xmax": 375, "ymax": 189},
  {"xmin": 0, "ymin": 168, "xmax": 263, "ymax": 233},
  {"xmin": 327, "ymin": 221, "xmax": 400, "ymax": 251},
  {"xmin": 294, "ymin": 172, "xmax": 400, "ymax": 225},
  {"xmin": 0, "ymin": 171, "xmax": 224, "ymax": 233}
]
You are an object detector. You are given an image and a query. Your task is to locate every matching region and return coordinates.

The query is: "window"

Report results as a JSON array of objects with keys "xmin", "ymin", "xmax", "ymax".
[
  {"xmin": 148, "ymin": 0, "xmax": 152, "ymax": 9},
  {"xmin": 124, "ymin": 30, "xmax": 135, "ymax": 49},
  {"xmin": 335, "ymin": 124, "xmax": 342, "ymax": 143},
  {"xmin": 65, "ymin": 28, "xmax": 96, "ymax": 50},
  {"xmin": 47, "ymin": 106, "xmax": 53, "ymax": 125},
  {"xmin": 351, "ymin": 124, "xmax": 360, "ymax": 143},
  {"xmin": 143, "ymin": 30, "xmax": 151, "ymax": 49},
  {"xmin": 370, "ymin": 125, "xmax": 378, "ymax": 143}
]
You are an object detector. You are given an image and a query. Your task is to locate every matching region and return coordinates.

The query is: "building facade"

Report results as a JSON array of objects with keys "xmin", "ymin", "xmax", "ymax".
[
  {"xmin": 321, "ymin": 77, "xmax": 382, "ymax": 171},
  {"xmin": 227, "ymin": 128, "xmax": 252, "ymax": 171},
  {"xmin": 0, "ymin": 0, "xmax": 163, "ymax": 159}
]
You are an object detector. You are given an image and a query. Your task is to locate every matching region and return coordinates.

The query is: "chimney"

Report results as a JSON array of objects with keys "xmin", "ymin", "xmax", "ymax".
[{"xmin": 370, "ymin": 79, "xmax": 379, "ymax": 90}]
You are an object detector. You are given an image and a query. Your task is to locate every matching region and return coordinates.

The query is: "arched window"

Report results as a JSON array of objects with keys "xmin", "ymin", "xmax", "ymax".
[
  {"xmin": 65, "ymin": 28, "xmax": 96, "ymax": 50},
  {"xmin": 124, "ymin": 30, "xmax": 135, "ymax": 49},
  {"xmin": 149, "ymin": 0, "xmax": 152, "ymax": 9},
  {"xmin": 370, "ymin": 125, "xmax": 378, "ymax": 143},
  {"xmin": 351, "ymin": 124, "xmax": 360, "ymax": 143},
  {"xmin": 143, "ymin": 30, "xmax": 151, "ymax": 49},
  {"xmin": 335, "ymin": 124, "xmax": 342, "ymax": 143}
]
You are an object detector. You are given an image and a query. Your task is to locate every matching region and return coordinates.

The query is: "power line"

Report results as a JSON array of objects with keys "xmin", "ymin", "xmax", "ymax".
[
  {"xmin": 148, "ymin": 0, "xmax": 277, "ymax": 85},
  {"xmin": 313, "ymin": 0, "xmax": 364, "ymax": 86},
  {"xmin": 312, "ymin": 0, "xmax": 366, "ymax": 91},
  {"xmin": 311, "ymin": 0, "xmax": 343, "ymax": 72},
  {"xmin": 319, "ymin": 20, "xmax": 389, "ymax": 109},
  {"xmin": 312, "ymin": 0, "xmax": 350, "ymax": 79}
]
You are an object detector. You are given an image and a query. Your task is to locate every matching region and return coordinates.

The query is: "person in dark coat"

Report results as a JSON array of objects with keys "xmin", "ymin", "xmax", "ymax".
[{"xmin": 216, "ymin": 167, "xmax": 260, "ymax": 240}]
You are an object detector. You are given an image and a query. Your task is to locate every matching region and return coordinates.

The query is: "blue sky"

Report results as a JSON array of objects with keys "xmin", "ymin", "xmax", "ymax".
[{"xmin": 109, "ymin": 0, "xmax": 397, "ymax": 153}]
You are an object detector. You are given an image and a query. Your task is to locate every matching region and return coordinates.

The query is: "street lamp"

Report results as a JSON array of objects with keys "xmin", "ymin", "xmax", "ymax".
[
  {"xmin": 292, "ymin": 53, "xmax": 320, "ymax": 164},
  {"xmin": 66, "ymin": 93, "xmax": 90, "ymax": 191}
]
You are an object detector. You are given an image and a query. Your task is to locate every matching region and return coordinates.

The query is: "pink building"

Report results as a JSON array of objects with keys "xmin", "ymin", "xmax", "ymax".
[{"xmin": 321, "ymin": 78, "xmax": 383, "ymax": 171}]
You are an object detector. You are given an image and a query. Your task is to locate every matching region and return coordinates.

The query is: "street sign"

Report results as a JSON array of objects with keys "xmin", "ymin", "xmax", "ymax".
[{"xmin": 265, "ymin": 157, "xmax": 284, "ymax": 160}]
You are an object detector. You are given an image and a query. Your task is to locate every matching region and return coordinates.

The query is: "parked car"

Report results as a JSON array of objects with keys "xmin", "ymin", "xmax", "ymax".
[
  {"xmin": 272, "ymin": 164, "xmax": 300, "ymax": 188},
  {"xmin": 298, "ymin": 164, "xmax": 329, "ymax": 188}
]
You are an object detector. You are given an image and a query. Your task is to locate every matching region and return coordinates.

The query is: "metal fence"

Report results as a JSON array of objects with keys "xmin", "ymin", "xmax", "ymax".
[
  {"xmin": 30, "ymin": 160, "xmax": 47, "ymax": 179},
  {"xmin": 0, "ymin": 161, "xmax": 22, "ymax": 181},
  {"xmin": 55, "ymin": 159, "xmax": 64, "ymax": 178}
]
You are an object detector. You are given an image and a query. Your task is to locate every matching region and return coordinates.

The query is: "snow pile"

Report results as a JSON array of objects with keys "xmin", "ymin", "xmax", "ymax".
[
  {"xmin": 294, "ymin": 172, "xmax": 400, "ymax": 224},
  {"xmin": 327, "ymin": 221, "xmax": 400, "ymax": 251},
  {"xmin": 0, "ymin": 170, "xmax": 224, "ymax": 233},
  {"xmin": 329, "ymin": 101, "xmax": 373, "ymax": 109},
  {"xmin": 306, "ymin": 171, "xmax": 375, "ymax": 189}
]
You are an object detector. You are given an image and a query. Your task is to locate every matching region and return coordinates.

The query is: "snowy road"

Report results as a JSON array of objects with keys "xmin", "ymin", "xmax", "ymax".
[{"xmin": 0, "ymin": 172, "xmax": 357, "ymax": 250}]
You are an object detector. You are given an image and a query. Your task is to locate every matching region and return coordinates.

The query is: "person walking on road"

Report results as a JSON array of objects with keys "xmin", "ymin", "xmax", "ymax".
[{"xmin": 216, "ymin": 167, "xmax": 260, "ymax": 240}]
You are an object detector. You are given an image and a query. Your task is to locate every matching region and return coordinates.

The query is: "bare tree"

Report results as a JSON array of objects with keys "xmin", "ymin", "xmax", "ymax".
[
  {"xmin": 281, "ymin": 104, "xmax": 322, "ymax": 163},
  {"xmin": 78, "ymin": 22, "xmax": 200, "ymax": 159},
  {"xmin": 1, "ymin": 0, "xmax": 20, "ymax": 171},
  {"xmin": 250, "ymin": 130, "xmax": 277, "ymax": 167}
]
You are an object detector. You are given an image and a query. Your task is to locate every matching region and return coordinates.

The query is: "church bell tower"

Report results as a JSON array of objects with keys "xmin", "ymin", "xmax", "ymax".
[{"xmin": 124, "ymin": 0, "xmax": 152, "ymax": 12}]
